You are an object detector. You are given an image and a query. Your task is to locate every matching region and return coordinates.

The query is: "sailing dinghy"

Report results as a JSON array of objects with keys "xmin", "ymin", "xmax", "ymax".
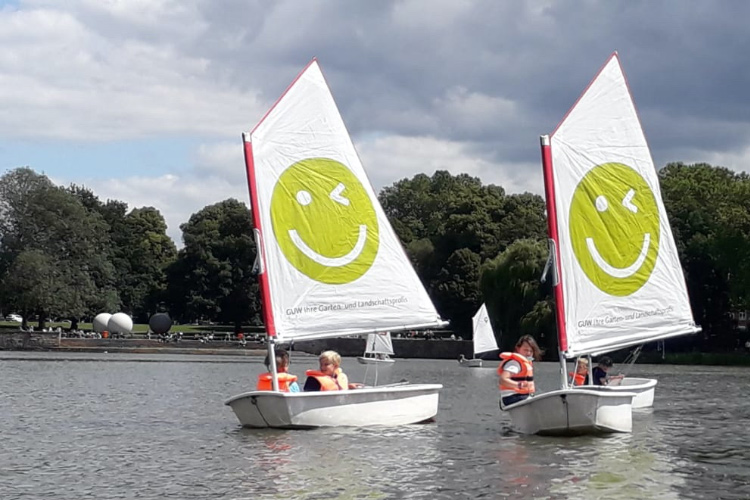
[
  {"xmin": 225, "ymin": 59, "xmax": 447, "ymax": 428},
  {"xmin": 459, "ymin": 303, "xmax": 498, "ymax": 368},
  {"xmin": 501, "ymin": 52, "xmax": 700, "ymax": 435},
  {"xmin": 358, "ymin": 332, "xmax": 396, "ymax": 365}
]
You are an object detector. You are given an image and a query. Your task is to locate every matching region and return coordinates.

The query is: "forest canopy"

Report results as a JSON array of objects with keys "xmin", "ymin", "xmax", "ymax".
[{"xmin": 1, "ymin": 163, "xmax": 749, "ymax": 353}]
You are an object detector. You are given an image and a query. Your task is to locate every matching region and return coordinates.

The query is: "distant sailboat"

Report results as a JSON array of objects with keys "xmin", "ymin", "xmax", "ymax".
[
  {"xmin": 358, "ymin": 332, "xmax": 396, "ymax": 365},
  {"xmin": 501, "ymin": 52, "xmax": 700, "ymax": 435},
  {"xmin": 225, "ymin": 59, "xmax": 447, "ymax": 428},
  {"xmin": 459, "ymin": 303, "xmax": 498, "ymax": 368}
]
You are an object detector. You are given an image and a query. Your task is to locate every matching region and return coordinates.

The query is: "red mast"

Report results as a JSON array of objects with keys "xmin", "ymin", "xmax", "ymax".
[
  {"xmin": 243, "ymin": 137, "xmax": 276, "ymax": 337},
  {"xmin": 540, "ymin": 135, "xmax": 567, "ymax": 353}
]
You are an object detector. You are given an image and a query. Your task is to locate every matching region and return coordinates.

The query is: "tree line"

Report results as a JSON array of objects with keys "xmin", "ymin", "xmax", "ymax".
[
  {"xmin": 1, "ymin": 163, "xmax": 748, "ymax": 354},
  {"xmin": 0, "ymin": 167, "xmax": 258, "ymax": 331}
]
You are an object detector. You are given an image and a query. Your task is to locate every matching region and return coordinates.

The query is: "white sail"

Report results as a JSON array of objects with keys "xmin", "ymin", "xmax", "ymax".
[
  {"xmin": 548, "ymin": 53, "xmax": 700, "ymax": 358},
  {"xmin": 472, "ymin": 303, "xmax": 498, "ymax": 355},
  {"xmin": 246, "ymin": 60, "xmax": 444, "ymax": 342},
  {"xmin": 365, "ymin": 332, "xmax": 395, "ymax": 355}
]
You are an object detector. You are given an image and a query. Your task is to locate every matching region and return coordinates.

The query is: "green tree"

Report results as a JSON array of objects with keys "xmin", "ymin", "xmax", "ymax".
[
  {"xmin": 0, "ymin": 167, "xmax": 55, "ymax": 284},
  {"xmin": 166, "ymin": 199, "xmax": 259, "ymax": 330},
  {"xmin": 480, "ymin": 239, "xmax": 554, "ymax": 356},
  {"xmin": 3, "ymin": 250, "xmax": 59, "ymax": 328},
  {"xmin": 433, "ymin": 248, "xmax": 482, "ymax": 335},
  {"xmin": 379, "ymin": 171, "xmax": 547, "ymax": 335},
  {"xmin": 115, "ymin": 207, "xmax": 177, "ymax": 322},
  {"xmin": 0, "ymin": 169, "xmax": 119, "ymax": 327},
  {"xmin": 660, "ymin": 162, "xmax": 750, "ymax": 350},
  {"xmin": 69, "ymin": 186, "xmax": 176, "ymax": 323}
]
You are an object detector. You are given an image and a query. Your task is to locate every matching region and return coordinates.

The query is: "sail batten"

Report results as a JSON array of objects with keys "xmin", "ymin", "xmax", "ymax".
[
  {"xmin": 246, "ymin": 60, "xmax": 444, "ymax": 342},
  {"xmin": 546, "ymin": 53, "xmax": 699, "ymax": 357}
]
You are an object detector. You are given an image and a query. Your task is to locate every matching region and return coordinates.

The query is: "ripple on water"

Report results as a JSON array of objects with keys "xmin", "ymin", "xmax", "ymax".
[{"xmin": 0, "ymin": 355, "xmax": 748, "ymax": 499}]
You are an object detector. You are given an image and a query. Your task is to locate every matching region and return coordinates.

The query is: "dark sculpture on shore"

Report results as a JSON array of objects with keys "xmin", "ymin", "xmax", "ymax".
[{"xmin": 149, "ymin": 313, "xmax": 172, "ymax": 335}]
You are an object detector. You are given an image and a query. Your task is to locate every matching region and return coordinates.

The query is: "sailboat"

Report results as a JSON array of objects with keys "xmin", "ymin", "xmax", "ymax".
[
  {"xmin": 225, "ymin": 59, "xmax": 447, "ymax": 428},
  {"xmin": 459, "ymin": 303, "xmax": 498, "ymax": 368},
  {"xmin": 357, "ymin": 332, "xmax": 396, "ymax": 365},
  {"xmin": 501, "ymin": 52, "xmax": 701, "ymax": 435}
]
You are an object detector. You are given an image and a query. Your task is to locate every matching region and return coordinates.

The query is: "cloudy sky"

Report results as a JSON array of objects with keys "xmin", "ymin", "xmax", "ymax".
[{"xmin": 2, "ymin": 0, "xmax": 749, "ymax": 245}]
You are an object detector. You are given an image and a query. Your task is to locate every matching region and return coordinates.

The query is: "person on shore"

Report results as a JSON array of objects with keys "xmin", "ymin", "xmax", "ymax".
[
  {"xmin": 592, "ymin": 356, "xmax": 624, "ymax": 386},
  {"xmin": 304, "ymin": 350, "xmax": 359, "ymax": 391},
  {"xmin": 257, "ymin": 349, "xmax": 300, "ymax": 392},
  {"xmin": 498, "ymin": 335, "xmax": 542, "ymax": 407},
  {"xmin": 569, "ymin": 358, "xmax": 590, "ymax": 386}
]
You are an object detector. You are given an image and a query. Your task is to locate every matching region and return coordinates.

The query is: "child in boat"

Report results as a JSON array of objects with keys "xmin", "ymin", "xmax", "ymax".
[
  {"xmin": 498, "ymin": 334, "xmax": 543, "ymax": 407},
  {"xmin": 256, "ymin": 349, "xmax": 300, "ymax": 392},
  {"xmin": 304, "ymin": 350, "xmax": 361, "ymax": 391},
  {"xmin": 592, "ymin": 356, "xmax": 624, "ymax": 386},
  {"xmin": 569, "ymin": 358, "xmax": 590, "ymax": 386}
]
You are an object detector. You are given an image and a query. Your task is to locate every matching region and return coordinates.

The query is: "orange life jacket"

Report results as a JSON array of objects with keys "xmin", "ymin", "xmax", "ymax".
[
  {"xmin": 569, "ymin": 372, "xmax": 586, "ymax": 386},
  {"xmin": 498, "ymin": 352, "xmax": 535, "ymax": 394},
  {"xmin": 305, "ymin": 369, "xmax": 349, "ymax": 391},
  {"xmin": 256, "ymin": 372, "xmax": 298, "ymax": 391}
]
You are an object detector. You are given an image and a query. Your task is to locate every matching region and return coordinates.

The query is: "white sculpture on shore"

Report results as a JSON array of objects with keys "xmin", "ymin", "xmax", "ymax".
[
  {"xmin": 108, "ymin": 313, "xmax": 133, "ymax": 335},
  {"xmin": 93, "ymin": 313, "xmax": 112, "ymax": 333}
]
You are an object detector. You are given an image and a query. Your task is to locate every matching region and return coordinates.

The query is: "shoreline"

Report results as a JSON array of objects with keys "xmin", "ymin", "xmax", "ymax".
[
  {"xmin": 0, "ymin": 332, "xmax": 475, "ymax": 360},
  {"xmin": 3, "ymin": 332, "xmax": 750, "ymax": 365},
  {"xmin": 52, "ymin": 345, "xmax": 268, "ymax": 357}
]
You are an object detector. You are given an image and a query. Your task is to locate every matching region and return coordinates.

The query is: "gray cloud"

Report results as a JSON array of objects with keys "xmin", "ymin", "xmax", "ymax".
[
  {"xmin": 6, "ymin": 0, "xmax": 750, "ymax": 245},
  {"xmin": 184, "ymin": 0, "xmax": 750, "ymax": 172}
]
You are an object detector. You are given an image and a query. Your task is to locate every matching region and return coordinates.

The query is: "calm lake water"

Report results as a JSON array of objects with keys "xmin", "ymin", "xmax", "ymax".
[{"xmin": 1, "ymin": 350, "xmax": 749, "ymax": 500}]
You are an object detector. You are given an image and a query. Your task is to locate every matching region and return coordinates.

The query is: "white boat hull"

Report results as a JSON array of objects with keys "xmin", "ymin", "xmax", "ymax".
[
  {"xmin": 225, "ymin": 384, "xmax": 441, "ymax": 428},
  {"xmin": 357, "ymin": 356, "xmax": 395, "ymax": 365},
  {"xmin": 501, "ymin": 389, "xmax": 635, "ymax": 435},
  {"xmin": 583, "ymin": 377, "xmax": 656, "ymax": 409},
  {"xmin": 458, "ymin": 358, "xmax": 483, "ymax": 368}
]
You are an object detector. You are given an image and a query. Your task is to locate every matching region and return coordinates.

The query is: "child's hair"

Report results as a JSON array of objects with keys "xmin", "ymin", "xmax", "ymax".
[
  {"xmin": 577, "ymin": 358, "xmax": 589, "ymax": 366},
  {"xmin": 598, "ymin": 356, "xmax": 613, "ymax": 367},
  {"xmin": 515, "ymin": 335, "xmax": 543, "ymax": 361},
  {"xmin": 319, "ymin": 350, "xmax": 341, "ymax": 367},
  {"xmin": 264, "ymin": 349, "xmax": 290, "ymax": 370}
]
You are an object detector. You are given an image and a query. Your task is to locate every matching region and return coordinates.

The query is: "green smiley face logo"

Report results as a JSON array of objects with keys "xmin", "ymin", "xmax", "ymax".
[
  {"xmin": 569, "ymin": 162, "xmax": 660, "ymax": 296},
  {"xmin": 270, "ymin": 158, "xmax": 379, "ymax": 284}
]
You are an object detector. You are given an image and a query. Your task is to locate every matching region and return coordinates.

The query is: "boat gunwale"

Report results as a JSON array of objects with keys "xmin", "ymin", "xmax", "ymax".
[
  {"xmin": 501, "ymin": 388, "xmax": 637, "ymax": 411},
  {"xmin": 225, "ymin": 383, "xmax": 443, "ymax": 405}
]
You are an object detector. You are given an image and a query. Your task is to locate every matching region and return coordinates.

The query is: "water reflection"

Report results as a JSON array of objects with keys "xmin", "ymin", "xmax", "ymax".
[
  {"xmin": 544, "ymin": 431, "xmax": 685, "ymax": 500},
  {"xmin": 492, "ymin": 437, "xmax": 549, "ymax": 497},
  {"xmin": 229, "ymin": 425, "xmax": 445, "ymax": 499}
]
